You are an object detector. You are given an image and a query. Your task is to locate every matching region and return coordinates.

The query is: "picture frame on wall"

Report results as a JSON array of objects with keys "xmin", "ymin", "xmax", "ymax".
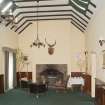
[{"xmin": 102, "ymin": 50, "xmax": 105, "ymax": 69}]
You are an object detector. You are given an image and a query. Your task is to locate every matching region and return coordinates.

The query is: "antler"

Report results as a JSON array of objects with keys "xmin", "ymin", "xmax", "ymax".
[{"xmin": 45, "ymin": 38, "xmax": 56, "ymax": 47}]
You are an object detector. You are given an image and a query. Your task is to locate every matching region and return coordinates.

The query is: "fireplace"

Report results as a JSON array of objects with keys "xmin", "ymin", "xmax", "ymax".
[{"xmin": 36, "ymin": 64, "xmax": 67, "ymax": 88}]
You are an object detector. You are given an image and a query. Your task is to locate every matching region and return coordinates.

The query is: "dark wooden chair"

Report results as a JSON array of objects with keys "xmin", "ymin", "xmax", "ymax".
[
  {"xmin": 29, "ymin": 82, "xmax": 48, "ymax": 95},
  {"xmin": 55, "ymin": 75, "xmax": 70, "ymax": 91}
]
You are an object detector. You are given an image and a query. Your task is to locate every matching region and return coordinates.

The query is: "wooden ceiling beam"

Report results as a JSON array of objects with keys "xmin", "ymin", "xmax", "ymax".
[
  {"xmin": 15, "ymin": 20, "xmax": 28, "ymax": 32},
  {"xmin": 13, "ymin": 14, "xmax": 87, "ymax": 32},
  {"xmin": 13, "ymin": 16, "xmax": 86, "ymax": 34},
  {"xmin": 71, "ymin": 15, "xmax": 87, "ymax": 27},
  {"xmin": 15, "ymin": 4, "xmax": 92, "ymax": 20},
  {"xmin": 5, "ymin": 21, "xmax": 11, "ymax": 27},
  {"xmin": 16, "ymin": 14, "xmax": 73, "ymax": 24},
  {"xmin": 16, "ymin": 4, "xmax": 69, "ymax": 9},
  {"xmin": 25, "ymin": 18, "xmax": 71, "ymax": 22},
  {"xmin": 84, "ymin": 14, "xmax": 90, "ymax": 20},
  {"xmin": 14, "ymin": 0, "xmax": 53, "ymax": 3},
  {"xmin": 18, "ymin": 22, "xmax": 32, "ymax": 34},
  {"xmin": 6, "ymin": 9, "xmax": 88, "ymax": 28},
  {"xmin": 87, "ymin": 9, "xmax": 93, "ymax": 15},
  {"xmin": 15, "ymin": 10, "xmax": 72, "ymax": 18},
  {"xmin": 16, "ymin": 13, "xmax": 88, "ymax": 25},
  {"xmin": 14, "ymin": 0, "xmax": 96, "ymax": 9},
  {"xmin": 71, "ymin": 10, "xmax": 88, "ymax": 24},
  {"xmin": 71, "ymin": 18, "xmax": 86, "ymax": 30},
  {"xmin": 15, "ymin": 16, "xmax": 85, "ymax": 32},
  {"xmin": 15, "ymin": 18, "xmax": 71, "ymax": 32},
  {"xmin": 11, "ymin": 25, "xmax": 15, "ymax": 30},
  {"xmin": 7, "ymin": 10, "xmax": 73, "ymax": 27},
  {"xmin": 90, "ymin": 1, "xmax": 96, "ymax": 8},
  {"xmin": 5, "ymin": 0, "xmax": 96, "ymax": 33},
  {"xmin": 71, "ymin": 21, "xmax": 84, "ymax": 33},
  {"xmin": 14, "ymin": 9, "xmax": 90, "ymax": 21},
  {"xmin": 25, "ymin": 18, "xmax": 86, "ymax": 32}
]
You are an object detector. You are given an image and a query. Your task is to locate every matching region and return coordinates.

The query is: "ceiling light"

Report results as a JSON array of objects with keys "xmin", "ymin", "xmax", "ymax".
[
  {"xmin": 30, "ymin": 0, "xmax": 45, "ymax": 48},
  {"xmin": 0, "ymin": 0, "xmax": 3, "ymax": 4},
  {"xmin": 2, "ymin": 1, "xmax": 13, "ymax": 13}
]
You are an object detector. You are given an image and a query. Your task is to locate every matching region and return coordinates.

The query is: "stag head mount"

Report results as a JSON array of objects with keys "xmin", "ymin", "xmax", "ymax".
[{"xmin": 45, "ymin": 38, "xmax": 56, "ymax": 55}]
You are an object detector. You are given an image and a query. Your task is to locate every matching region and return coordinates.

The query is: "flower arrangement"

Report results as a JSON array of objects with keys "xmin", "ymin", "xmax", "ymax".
[{"xmin": 16, "ymin": 48, "xmax": 25, "ymax": 72}]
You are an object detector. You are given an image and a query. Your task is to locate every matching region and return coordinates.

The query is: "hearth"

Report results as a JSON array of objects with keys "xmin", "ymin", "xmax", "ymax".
[{"xmin": 36, "ymin": 64, "xmax": 67, "ymax": 88}]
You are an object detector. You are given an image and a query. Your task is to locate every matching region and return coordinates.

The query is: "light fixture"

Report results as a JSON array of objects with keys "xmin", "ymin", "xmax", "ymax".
[
  {"xmin": 1, "ymin": 9, "xmax": 15, "ymax": 22},
  {"xmin": 30, "ymin": 0, "xmax": 45, "ymax": 48},
  {"xmin": 1, "ymin": 1, "xmax": 13, "ymax": 13},
  {"xmin": 99, "ymin": 39, "xmax": 105, "ymax": 46},
  {"xmin": 0, "ymin": 0, "xmax": 3, "ymax": 4},
  {"xmin": 0, "ymin": 2, "xmax": 16, "ymax": 25}
]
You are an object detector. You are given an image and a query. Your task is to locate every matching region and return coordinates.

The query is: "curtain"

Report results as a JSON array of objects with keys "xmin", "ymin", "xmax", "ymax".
[
  {"xmin": 4, "ymin": 51, "xmax": 9, "ymax": 91},
  {"xmin": 13, "ymin": 53, "xmax": 17, "ymax": 88}
]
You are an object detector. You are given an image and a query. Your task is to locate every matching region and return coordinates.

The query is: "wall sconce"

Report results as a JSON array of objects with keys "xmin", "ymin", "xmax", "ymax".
[{"xmin": 99, "ymin": 39, "xmax": 105, "ymax": 46}]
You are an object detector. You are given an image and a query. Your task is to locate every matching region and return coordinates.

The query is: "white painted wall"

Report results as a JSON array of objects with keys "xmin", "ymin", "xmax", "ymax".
[
  {"xmin": 70, "ymin": 25, "xmax": 86, "ymax": 72},
  {"xmin": 86, "ymin": 0, "xmax": 105, "ymax": 82},
  {"xmin": 18, "ymin": 20, "xmax": 85, "ymax": 82},
  {"xmin": 0, "ymin": 25, "xmax": 18, "ymax": 74}
]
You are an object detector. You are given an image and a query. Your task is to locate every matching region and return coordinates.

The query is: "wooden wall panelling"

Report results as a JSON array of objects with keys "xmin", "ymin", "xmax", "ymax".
[
  {"xmin": 71, "ymin": 72, "xmax": 84, "ymax": 77},
  {"xmin": 71, "ymin": 72, "xmax": 91, "ymax": 95},
  {"xmin": 83, "ymin": 74, "xmax": 91, "ymax": 95},
  {"xmin": 0, "ymin": 74, "xmax": 4, "ymax": 93},
  {"xmin": 16, "ymin": 72, "xmax": 32, "ymax": 87},
  {"xmin": 95, "ymin": 79, "xmax": 105, "ymax": 105},
  {"xmin": 95, "ymin": 87, "xmax": 103, "ymax": 105},
  {"xmin": 102, "ymin": 87, "xmax": 105, "ymax": 105}
]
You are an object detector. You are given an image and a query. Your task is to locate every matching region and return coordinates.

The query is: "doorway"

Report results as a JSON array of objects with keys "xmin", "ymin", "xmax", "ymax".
[
  {"xmin": 8, "ymin": 52, "xmax": 13, "ymax": 90},
  {"xmin": 4, "ymin": 50, "xmax": 16, "ymax": 91}
]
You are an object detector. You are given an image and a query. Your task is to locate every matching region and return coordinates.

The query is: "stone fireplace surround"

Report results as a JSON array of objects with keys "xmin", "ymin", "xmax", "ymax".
[{"xmin": 36, "ymin": 64, "xmax": 67, "ymax": 88}]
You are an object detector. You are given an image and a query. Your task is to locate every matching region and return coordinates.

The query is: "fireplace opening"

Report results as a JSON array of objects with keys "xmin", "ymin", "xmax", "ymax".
[
  {"xmin": 36, "ymin": 64, "xmax": 67, "ymax": 88},
  {"xmin": 40, "ymin": 68, "xmax": 64, "ymax": 88}
]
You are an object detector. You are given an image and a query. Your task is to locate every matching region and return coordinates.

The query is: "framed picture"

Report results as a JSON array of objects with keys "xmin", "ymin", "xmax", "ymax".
[{"xmin": 102, "ymin": 50, "xmax": 105, "ymax": 69}]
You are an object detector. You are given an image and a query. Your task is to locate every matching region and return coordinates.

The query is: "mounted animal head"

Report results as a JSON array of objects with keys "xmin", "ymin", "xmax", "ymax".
[{"xmin": 45, "ymin": 38, "xmax": 56, "ymax": 55}]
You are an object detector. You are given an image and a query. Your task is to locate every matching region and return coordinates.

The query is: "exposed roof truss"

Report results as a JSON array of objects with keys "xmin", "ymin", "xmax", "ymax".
[{"xmin": 1, "ymin": 0, "xmax": 96, "ymax": 34}]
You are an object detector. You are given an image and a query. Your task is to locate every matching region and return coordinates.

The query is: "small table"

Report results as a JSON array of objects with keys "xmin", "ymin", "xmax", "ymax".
[
  {"xmin": 20, "ymin": 77, "xmax": 31, "ymax": 88},
  {"xmin": 67, "ymin": 77, "xmax": 84, "ymax": 91}
]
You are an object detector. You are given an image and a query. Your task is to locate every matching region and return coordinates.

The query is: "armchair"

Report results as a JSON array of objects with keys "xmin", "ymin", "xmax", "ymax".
[{"xmin": 55, "ymin": 75, "xmax": 70, "ymax": 91}]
